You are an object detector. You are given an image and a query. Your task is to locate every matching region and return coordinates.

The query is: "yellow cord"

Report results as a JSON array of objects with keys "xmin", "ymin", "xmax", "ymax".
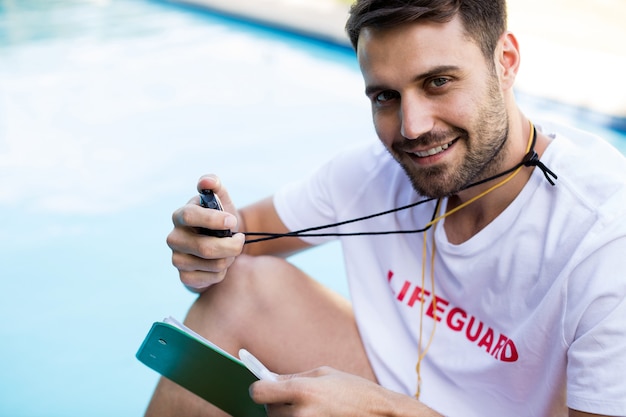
[
  {"xmin": 414, "ymin": 121, "xmax": 535, "ymax": 399},
  {"xmin": 416, "ymin": 200, "xmax": 442, "ymax": 399}
]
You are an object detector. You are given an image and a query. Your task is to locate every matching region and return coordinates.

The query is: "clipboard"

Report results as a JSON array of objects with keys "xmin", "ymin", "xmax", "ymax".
[{"xmin": 136, "ymin": 317, "xmax": 267, "ymax": 417}]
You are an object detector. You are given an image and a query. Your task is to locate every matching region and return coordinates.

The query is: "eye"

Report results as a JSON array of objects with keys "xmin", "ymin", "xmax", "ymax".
[
  {"xmin": 428, "ymin": 77, "xmax": 450, "ymax": 88},
  {"xmin": 373, "ymin": 90, "xmax": 399, "ymax": 104}
]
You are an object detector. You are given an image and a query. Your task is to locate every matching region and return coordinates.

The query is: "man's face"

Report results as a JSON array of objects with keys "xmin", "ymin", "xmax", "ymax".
[{"xmin": 357, "ymin": 16, "xmax": 509, "ymax": 198}]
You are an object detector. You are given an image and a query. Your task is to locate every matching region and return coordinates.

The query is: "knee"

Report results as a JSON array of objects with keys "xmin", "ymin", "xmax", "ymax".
[
  {"xmin": 193, "ymin": 254, "xmax": 292, "ymax": 315},
  {"xmin": 224, "ymin": 254, "xmax": 289, "ymax": 292},
  {"xmin": 185, "ymin": 255, "xmax": 297, "ymax": 343},
  {"xmin": 227, "ymin": 254, "xmax": 274, "ymax": 282}
]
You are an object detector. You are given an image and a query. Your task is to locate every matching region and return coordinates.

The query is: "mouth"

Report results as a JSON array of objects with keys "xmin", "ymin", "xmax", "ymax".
[{"xmin": 411, "ymin": 138, "xmax": 459, "ymax": 158}]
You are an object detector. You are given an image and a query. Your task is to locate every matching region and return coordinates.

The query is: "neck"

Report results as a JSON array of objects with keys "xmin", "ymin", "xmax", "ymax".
[{"xmin": 443, "ymin": 115, "xmax": 547, "ymax": 244}]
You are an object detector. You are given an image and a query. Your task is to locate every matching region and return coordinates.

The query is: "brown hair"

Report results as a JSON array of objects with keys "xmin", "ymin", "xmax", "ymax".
[{"xmin": 345, "ymin": 0, "xmax": 507, "ymax": 60}]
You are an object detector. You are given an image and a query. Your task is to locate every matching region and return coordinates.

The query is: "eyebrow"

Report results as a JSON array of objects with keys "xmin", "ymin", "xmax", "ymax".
[{"xmin": 364, "ymin": 65, "xmax": 462, "ymax": 96}]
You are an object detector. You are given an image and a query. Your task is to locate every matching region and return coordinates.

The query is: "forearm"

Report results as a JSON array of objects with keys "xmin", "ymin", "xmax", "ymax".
[{"xmin": 251, "ymin": 367, "xmax": 444, "ymax": 417}]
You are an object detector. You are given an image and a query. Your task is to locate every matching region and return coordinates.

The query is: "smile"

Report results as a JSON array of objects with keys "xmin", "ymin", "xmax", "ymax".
[{"xmin": 412, "ymin": 138, "xmax": 458, "ymax": 158}]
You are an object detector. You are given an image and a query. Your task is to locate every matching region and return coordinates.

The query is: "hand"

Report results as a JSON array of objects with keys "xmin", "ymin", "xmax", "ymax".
[
  {"xmin": 166, "ymin": 175, "xmax": 246, "ymax": 292},
  {"xmin": 250, "ymin": 367, "xmax": 439, "ymax": 417}
]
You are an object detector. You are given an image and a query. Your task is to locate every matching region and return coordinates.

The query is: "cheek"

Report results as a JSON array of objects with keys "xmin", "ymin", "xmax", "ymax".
[
  {"xmin": 449, "ymin": 106, "xmax": 473, "ymax": 130},
  {"xmin": 439, "ymin": 92, "xmax": 473, "ymax": 123},
  {"xmin": 372, "ymin": 109, "xmax": 399, "ymax": 146}
]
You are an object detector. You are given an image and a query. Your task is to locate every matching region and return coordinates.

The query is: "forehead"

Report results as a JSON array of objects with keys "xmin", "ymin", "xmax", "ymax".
[{"xmin": 356, "ymin": 16, "xmax": 483, "ymax": 84}]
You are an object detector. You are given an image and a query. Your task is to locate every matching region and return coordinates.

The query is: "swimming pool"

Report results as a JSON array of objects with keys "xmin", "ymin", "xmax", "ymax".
[
  {"xmin": 0, "ymin": 1, "xmax": 624, "ymax": 416},
  {"xmin": 0, "ymin": 1, "xmax": 372, "ymax": 415}
]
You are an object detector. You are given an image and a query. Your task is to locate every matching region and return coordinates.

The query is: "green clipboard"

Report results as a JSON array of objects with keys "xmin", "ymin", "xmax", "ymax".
[{"xmin": 136, "ymin": 317, "xmax": 267, "ymax": 417}]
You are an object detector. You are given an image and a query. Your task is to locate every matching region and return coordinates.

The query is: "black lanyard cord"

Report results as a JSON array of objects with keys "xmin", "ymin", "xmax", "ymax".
[
  {"xmin": 243, "ymin": 127, "xmax": 557, "ymax": 244},
  {"xmin": 244, "ymin": 197, "xmax": 439, "ymax": 244}
]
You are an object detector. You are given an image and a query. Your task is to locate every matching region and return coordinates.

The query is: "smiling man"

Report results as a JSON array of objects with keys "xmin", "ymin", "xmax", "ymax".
[
  {"xmin": 359, "ymin": 17, "xmax": 512, "ymax": 200},
  {"xmin": 145, "ymin": 1, "xmax": 626, "ymax": 416}
]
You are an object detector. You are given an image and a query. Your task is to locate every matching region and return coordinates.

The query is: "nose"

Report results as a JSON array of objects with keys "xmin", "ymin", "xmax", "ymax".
[{"xmin": 400, "ymin": 95, "xmax": 434, "ymax": 140}]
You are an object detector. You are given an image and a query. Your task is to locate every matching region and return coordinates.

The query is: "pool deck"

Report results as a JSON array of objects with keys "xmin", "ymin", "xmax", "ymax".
[
  {"xmin": 166, "ymin": 0, "xmax": 626, "ymax": 126},
  {"xmin": 166, "ymin": 0, "xmax": 351, "ymax": 47}
]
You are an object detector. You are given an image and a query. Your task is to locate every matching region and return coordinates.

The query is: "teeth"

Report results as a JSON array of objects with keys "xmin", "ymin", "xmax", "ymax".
[{"xmin": 414, "ymin": 141, "xmax": 452, "ymax": 157}]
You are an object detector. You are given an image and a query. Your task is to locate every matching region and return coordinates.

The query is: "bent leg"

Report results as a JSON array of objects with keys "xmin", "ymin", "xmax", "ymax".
[{"xmin": 144, "ymin": 254, "xmax": 375, "ymax": 417}]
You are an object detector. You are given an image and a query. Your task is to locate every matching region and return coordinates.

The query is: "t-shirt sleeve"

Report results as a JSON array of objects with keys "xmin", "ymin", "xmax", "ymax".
[
  {"xmin": 273, "ymin": 141, "xmax": 385, "ymax": 246},
  {"xmin": 565, "ymin": 234, "xmax": 626, "ymax": 415}
]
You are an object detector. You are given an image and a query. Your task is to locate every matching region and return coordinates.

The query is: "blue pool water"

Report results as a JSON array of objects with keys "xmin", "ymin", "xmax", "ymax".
[
  {"xmin": 0, "ymin": 1, "xmax": 370, "ymax": 415},
  {"xmin": 0, "ymin": 1, "xmax": 624, "ymax": 416}
]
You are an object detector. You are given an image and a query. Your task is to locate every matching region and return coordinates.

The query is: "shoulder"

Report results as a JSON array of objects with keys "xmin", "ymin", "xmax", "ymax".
[
  {"xmin": 540, "ymin": 121, "xmax": 626, "ymax": 180},
  {"xmin": 314, "ymin": 140, "xmax": 412, "ymax": 196},
  {"xmin": 273, "ymin": 139, "xmax": 419, "ymax": 230},
  {"xmin": 538, "ymin": 121, "xmax": 626, "ymax": 220}
]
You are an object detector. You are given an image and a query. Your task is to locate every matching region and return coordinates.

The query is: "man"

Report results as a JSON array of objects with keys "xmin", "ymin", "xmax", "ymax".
[{"xmin": 145, "ymin": 0, "xmax": 626, "ymax": 416}]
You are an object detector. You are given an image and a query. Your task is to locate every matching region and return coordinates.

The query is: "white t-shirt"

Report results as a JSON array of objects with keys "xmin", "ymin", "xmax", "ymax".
[{"xmin": 274, "ymin": 123, "xmax": 626, "ymax": 417}]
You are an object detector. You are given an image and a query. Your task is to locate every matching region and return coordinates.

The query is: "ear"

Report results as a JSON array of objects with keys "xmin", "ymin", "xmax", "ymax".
[{"xmin": 495, "ymin": 32, "xmax": 520, "ymax": 91}]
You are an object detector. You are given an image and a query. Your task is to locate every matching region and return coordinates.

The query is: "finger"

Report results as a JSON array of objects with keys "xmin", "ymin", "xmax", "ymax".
[
  {"xmin": 172, "ymin": 203, "xmax": 238, "ymax": 232},
  {"xmin": 250, "ymin": 376, "xmax": 317, "ymax": 408},
  {"xmin": 171, "ymin": 251, "xmax": 235, "ymax": 274},
  {"xmin": 196, "ymin": 175, "xmax": 237, "ymax": 215},
  {"xmin": 167, "ymin": 228, "xmax": 245, "ymax": 260},
  {"xmin": 172, "ymin": 249, "xmax": 239, "ymax": 290},
  {"xmin": 249, "ymin": 367, "xmax": 341, "ymax": 407},
  {"xmin": 264, "ymin": 403, "xmax": 294, "ymax": 417},
  {"xmin": 179, "ymin": 267, "xmax": 229, "ymax": 290},
  {"xmin": 196, "ymin": 174, "xmax": 220, "ymax": 194},
  {"xmin": 283, "ymin": 366, "xmax": 333, "ymax": 379},
  {"xmin": 249, "ymin": 380, "xmax": 293, "ymax": 406}
]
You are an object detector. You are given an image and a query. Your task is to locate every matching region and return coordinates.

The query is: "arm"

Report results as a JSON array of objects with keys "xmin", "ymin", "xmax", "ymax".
[
  {"xmin": 239, "ymin": 196, "xmax": 312, "ymax": 258},
  {"xmin": 250, "ymin": 368, "xmax": 613, "ymax": 417},
  {"xmin": 166, "ymin": 174, "xmax": 311, "ymax": 292}
]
